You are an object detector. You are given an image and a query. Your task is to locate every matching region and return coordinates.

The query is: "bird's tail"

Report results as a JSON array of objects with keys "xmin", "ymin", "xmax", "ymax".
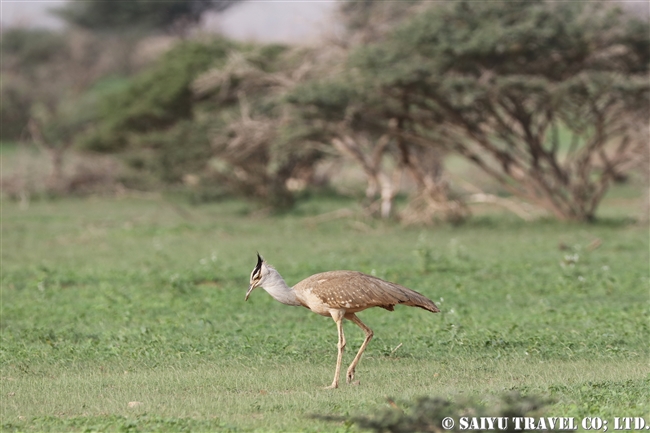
[
  {"xmin": 408, "ymin": 296, "xmax": 440, "ymax": 313},
  {"xmin": 393, "ymin": 283, "xmax": 440, "ymax": 313}
]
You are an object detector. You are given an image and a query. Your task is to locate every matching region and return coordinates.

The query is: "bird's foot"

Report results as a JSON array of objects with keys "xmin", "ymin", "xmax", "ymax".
[
  {"xmin": 346, "ymin": 369, "xmax": 355, "ymax": 384},
  {"xmin": 324, "ymin": 383, "xmax": 339, "ymax": 390}
]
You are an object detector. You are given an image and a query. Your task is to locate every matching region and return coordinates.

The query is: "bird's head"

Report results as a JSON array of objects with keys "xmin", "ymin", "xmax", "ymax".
[{"xmin": 246, "ymin": 252, "xmax": 267, "ymax": 301}]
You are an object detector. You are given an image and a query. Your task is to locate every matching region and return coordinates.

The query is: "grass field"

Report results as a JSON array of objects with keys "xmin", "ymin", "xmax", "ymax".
[{"xmin": 1, "ymin": 194, "xmax": 649, "ymax": 432}]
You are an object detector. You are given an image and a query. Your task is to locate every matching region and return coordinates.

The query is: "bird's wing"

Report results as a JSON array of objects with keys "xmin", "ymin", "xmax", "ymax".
[{"xmin": 294, "ymin": 271, "xmax": 439, "ymax": 313}]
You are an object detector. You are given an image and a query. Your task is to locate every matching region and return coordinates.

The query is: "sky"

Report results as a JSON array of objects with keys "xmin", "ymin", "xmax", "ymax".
[{"xmin": 0, "ymin": 0, "xmax": 337, "ymax": 43}]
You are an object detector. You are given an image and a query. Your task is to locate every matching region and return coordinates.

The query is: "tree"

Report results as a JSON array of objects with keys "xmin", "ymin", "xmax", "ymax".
[
  {"xmin": 54, "ymin": 0, "xmax": 243, "ymax": 34},
  {"xmin": 27, "ymin": 97, "xmax": 96, "ymax": 193},
  {"xmin": 347, "ymin": 1, "xmax": 649, "ymax": 221},
  {"xmin": 288, "ymin": 64, "xmax": 467, "ymax": 223},
  {"xmin": 0, "ymin": 27, "xmax": 124, "ymax": 193},
  {"xmin": 0, "ymin": 28, "xmax": 69, "ymax": 141},
  {"xmin": 335, "ymin": 0, "xmax": 423, "ymax": 46},
  {"xmin": 314, "ymin": 1, "xmax": 461, "ymax": 222},
  {"xmin": 191, "ymin": 46, "xmax": 327, "ymax": 209}
]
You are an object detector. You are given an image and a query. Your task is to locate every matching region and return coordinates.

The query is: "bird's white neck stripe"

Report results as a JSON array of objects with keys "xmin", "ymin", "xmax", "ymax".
[{"xmin": 261, "ymin": 267, "xmax": 301, "ymax": 306}]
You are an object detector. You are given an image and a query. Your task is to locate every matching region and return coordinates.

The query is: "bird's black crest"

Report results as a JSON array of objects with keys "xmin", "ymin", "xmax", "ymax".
[{"xmin": 253, "ymin": 252, "xmax": 263, "ymax": 277}]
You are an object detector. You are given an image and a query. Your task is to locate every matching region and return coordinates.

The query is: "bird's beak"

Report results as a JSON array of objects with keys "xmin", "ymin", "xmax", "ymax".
[{"xmin": 245, "ymin": 284, "xmax": 255, "ymax": 301}]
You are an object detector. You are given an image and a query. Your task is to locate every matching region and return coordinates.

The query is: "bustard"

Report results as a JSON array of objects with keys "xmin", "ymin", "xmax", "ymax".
[{"xmin": 246, "ymin": 254, "xmax": 439, "ymax": 389}]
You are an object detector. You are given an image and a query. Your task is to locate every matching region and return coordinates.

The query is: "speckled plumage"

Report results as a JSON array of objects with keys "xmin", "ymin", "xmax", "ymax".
[
  {"xmin": 293, "ymin": 270, "xmax": 440, "ymax": 315},
  {"xmin": 246, "ymin": 254, "xmax": 440, "ymax": 389}
]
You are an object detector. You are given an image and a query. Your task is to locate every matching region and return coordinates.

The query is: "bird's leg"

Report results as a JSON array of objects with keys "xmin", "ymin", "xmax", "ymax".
[
  {"xmin": 345, "ymin": 313, "xmax": 373, "ymax": 384},
  {"xmin": 325, "ymin": 310, "xmax": 346, "ymax": 389}
]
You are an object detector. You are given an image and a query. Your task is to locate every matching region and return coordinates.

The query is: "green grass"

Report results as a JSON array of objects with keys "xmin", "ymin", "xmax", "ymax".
[{"xmin": 1, "ymin": 196, "xmax": 649, "ymax": 432}]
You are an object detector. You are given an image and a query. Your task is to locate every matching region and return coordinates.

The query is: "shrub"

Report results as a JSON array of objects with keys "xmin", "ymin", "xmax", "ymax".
[
  {"xmin": 84, "ymin": 38, "xmax": 234, "ymax": 152},
  {"xmin": 321, "ymin": 392, "xmax": 552, "ymax": 433}
]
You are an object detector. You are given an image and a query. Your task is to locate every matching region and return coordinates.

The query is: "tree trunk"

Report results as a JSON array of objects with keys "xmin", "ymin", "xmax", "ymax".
[{"xmin": 48, "ymin": 148, "xmax": 66, "ymax": 193}]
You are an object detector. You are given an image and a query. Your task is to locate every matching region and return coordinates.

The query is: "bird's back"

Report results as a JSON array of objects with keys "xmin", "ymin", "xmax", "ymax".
[{"xmin": 293, "ymin": 270, "xmax": 439, "ymax": 315}]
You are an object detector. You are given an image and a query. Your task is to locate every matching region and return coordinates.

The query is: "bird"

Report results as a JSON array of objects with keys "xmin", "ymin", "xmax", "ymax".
[{"xmin": 245, "ymin": 253, "xmax": 440, "ymax": 389}]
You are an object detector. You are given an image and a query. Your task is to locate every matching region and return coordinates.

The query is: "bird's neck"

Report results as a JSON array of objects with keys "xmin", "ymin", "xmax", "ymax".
[{"xmin": 262, "ymin": 268, "xmax": 301, "ymax": 307}]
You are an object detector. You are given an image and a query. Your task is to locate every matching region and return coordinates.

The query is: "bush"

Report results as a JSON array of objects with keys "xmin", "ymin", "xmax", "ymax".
[
  {"xmin": 322, "ymin": 392, "xmax": 552, "ymax": 433},
  {"xmin": 84, "ymin": 38, "xmax": 235, "ymax": 152},
  {"xmin": 0, "ymin": 28, "xmax": 70, "ymax": 141},
  {"xmin": 126, "ymin": 118, "xmax": 212, "ymax": 184}
]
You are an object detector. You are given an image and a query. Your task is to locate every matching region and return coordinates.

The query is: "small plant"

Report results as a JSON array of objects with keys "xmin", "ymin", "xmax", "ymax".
[{"xmin": 413, "ymin": 244, "xmax": 434, "ymax": 275}]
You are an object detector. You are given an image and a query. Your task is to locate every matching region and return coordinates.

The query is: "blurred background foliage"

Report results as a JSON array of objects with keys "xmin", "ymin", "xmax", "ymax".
[
  {"xmin": 53, "ymin": 0, "xmax": 243, "ymax": 34},
  {"xmin": 1, "ymin": 0, "xmax": 648, "ymax": 221}
]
